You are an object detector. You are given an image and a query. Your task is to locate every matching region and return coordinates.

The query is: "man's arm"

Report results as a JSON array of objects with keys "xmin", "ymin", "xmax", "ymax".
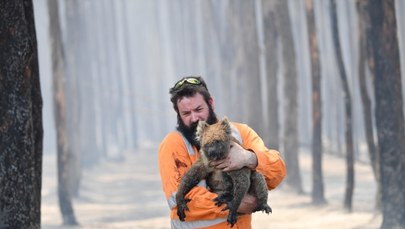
[
  {"xmin": 236, "ymin": 123, "xmax": 287, "ymax": 190},
  {"xmin": 213, "ymin": 123, "xmax": 286, "ymax": 213}
]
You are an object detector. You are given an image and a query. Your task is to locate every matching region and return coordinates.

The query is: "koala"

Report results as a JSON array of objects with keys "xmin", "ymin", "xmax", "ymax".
[{"xmin": 175, "ymin": 117, "xmax": 272, "ymax": 227}]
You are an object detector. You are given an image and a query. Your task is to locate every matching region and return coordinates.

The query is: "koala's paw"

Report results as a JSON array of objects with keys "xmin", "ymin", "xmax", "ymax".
[
  {"xmin": 254, "ymin": 204, "xmax": 272, "ymax": 214},
  {"xmin": 177, "ymin": 198, "xmax": 191, "ymax": 221},
  {"xmin": 227, "ymin": 211, "xmax": 238, "ymax": 227},
  {"xmin": 221, "ymin": 201, "xmax": 234, "ymax": 212},
  {"xmin": 213, "ymin": 193, "xmax": 230, "ymax": 206},
  {"xmin": 213, "ymin": 197, "xmax": 224, "ymax": 206}
]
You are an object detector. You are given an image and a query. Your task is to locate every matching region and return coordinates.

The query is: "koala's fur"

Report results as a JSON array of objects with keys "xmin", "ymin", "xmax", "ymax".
[{"xmin": 175, "ymin": 117, "xmax": 272, "ymax": 227}]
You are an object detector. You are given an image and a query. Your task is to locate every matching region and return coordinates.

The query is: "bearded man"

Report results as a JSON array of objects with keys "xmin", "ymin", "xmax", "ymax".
[{"xmin": 158, "ymin": 76, "xmax": 286, "ymax": 229}]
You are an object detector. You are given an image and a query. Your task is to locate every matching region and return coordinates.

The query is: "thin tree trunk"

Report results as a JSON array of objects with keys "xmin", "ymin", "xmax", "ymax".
[
  {"xmin": 330, "ymin": 0, "xmax": 354, "ymax": 212},
  {"xmin": 94, "ymin": 1, "xmax": 108, "ymax": 158},
  {"xmin": 231, "ymin": 1, "xmax": 263, "ymax": 135},
  {"xmin": 305, "ymin": 0, "xmax": 326, "ymax": 205},
  {"xmin": 87, "ymin": 1, "xmax": 104, "ymax": 164},
  {"xmin": 0, "ymin": 0, "xmax": 43, "ymax": 227},
  {"xmin": 369, "ymin": 0, "xmax": 405, "ymax": 228},
  {"xmin": 79, "ymin": 2, "xmax": 99, "ymax": 166},
  {"xmin": 64, "ymin": 0, "xmax": 82, "ymax": 196},
  {"xmin": 261, "ymin": 0, "xmax": 280, "ymax": 149},
  {"xmin": 276, "ymin": 0, "xmax": 303, "ymax": 194},
  {"xmin": 356, "ymin": 0, "xmax": 381, "ymax": 210},
  {"xmin": 48, "ymin": 0, "xmax": 78, "ymax": 225},
  {"xmin": 123, "ymin": 7, "xmax": 139, "ymax": 151}
]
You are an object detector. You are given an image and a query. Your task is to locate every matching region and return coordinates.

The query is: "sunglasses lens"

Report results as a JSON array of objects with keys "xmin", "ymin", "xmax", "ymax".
[
  {"xmin": 174, "ymin": 78, "xmax": 201, "ymax": 89},
  {"xmin": 174, "ymin": 80, "xmax": 185, "ymax": 89},
  {"xmin": 186, "ymin": 78, "xmax": 199, "ymax": 84}
]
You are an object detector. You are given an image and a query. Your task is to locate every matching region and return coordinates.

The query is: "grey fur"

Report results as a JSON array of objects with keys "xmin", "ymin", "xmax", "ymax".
[{"xmin": 175, "ymin": 118, "xmax": 271, "ymax": 227}]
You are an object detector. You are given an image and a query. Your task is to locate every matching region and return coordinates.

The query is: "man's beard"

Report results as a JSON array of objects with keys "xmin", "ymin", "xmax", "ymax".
[{"xmin": 176, "ymin": 106, "xmax": 217, "ymax": 149}]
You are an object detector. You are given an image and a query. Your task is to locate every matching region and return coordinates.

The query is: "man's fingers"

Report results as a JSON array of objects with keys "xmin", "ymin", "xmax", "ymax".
[
  {"xmin": 210, "ymin": 160, "xmax": 224, "ymax": 167},
  {"xmin": 211, "ymin": 160, "xmax": 230, "ymax": 170},
  {"xmin": 216, "ymin": 163, "xmax": 227, "ymax": 169}
]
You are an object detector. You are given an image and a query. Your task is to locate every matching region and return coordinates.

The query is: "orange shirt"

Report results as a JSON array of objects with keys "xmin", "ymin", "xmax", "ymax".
[{"xmin": 158, "ymin": 122, "xmax": 286, "ymax": 229}]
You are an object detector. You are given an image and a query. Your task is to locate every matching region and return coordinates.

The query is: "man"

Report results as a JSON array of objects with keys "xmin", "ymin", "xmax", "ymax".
[{"xmin": 158, "ymin": 76, "xmax": 286, "ymax": 229}]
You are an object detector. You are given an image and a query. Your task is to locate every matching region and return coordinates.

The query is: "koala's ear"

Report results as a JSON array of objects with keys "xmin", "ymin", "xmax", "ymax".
[
  {"xmin": 196, "ymin": 120, "xmax": 209, "ymax": 140},
  {"xmin": 221, "ymin": 117, "xmax": 231, "ymax": 134}
]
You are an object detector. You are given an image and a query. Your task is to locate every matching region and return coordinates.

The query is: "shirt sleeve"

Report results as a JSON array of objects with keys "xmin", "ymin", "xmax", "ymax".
[
  {"xmin": 235, "ymin": 123, "xmax": 287, "ymax": 190},
  {"xmin": 158, "ymin": 132, "xmax": 229, "ymax": 221}
]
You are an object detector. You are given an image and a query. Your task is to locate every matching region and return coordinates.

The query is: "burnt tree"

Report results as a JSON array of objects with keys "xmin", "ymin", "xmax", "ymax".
[
  {"xmin": 261, "ymin": 0, "xmax": 280, "ymax": 149},
  {"xmin": 368, "ymin": 0, "xmax": 405, "ymax": 228},
  {"xmin": 330, "ymin": 0, "xmax": 355, "ymax": 211},
  {"xmin": 0, "ymin": 0, "xmax": 43, "ymax": 227},
  {"xmin": 305, "ymin": 0, "xmax": 326, "ymax": 205},
  {"xmin": 47, "ymin": 0, "xmax": 78, "ymax": 225},
  {"xmin": 276, "ymin": 0, "xmax": 303, "ymax": 194},
  {"xmin": 231, "ymin": 1, "xmax": 264, "ymax": 135},
  {"xmin": 356, "ymin": 0, "xmax": 381, "ymax": 210}
]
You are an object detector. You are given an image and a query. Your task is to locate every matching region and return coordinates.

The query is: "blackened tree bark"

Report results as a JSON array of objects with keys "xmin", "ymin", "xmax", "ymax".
[
  {"xmin": 356, "ymin": 0, "xmax": 381, "ymax": 210},
  {"xmin": 261, "ymin": 0, "xmax": 280, "ymax": 149},
  {"xmin": 330, "ymin": 0, "xmax": 354, "ymax": 212},
  {"xmin": 305, "ymin": 0, "xmax": 326, "ymax": 205},
  {"xmin": 0, "ymin": 0, "xmax": 43, "ymax": 227},
  {"xmin": 275, "ymin": 0, "xmax": 303, "ymax": 194},
  {"xmin": 47, "ymin": 0, "xmax": 78, "ymax": 225},
  {"xmin": 368, "ymin": 0, "xmax": 405, "ymax": 228}
]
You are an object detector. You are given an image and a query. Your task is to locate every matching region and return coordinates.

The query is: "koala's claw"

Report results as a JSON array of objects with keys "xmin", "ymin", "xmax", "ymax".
[
  {"xmin": 177, "ymin": 198, "xmax": 191, "ymax": 221},
  {"xmin": 227, "ymin": 211, "xmax": 238, "ymax": 227},
  {"xmin": 264, "ymin": 205, "xmax": 272, "ymax": 214},
  {"xmin": 213, "ymin": 195, "xmax": 227, "ymax": 206},
  {"xmin": 213, "ymin": 197, "xmax": 223, "ymax": 206},
  {"xmin": 254, "ymin": 204, "xmax": 272, "ymax": 214},
  {"xmin": 177, "ymin": 205, "xmax": 188, "ymax": 221}
]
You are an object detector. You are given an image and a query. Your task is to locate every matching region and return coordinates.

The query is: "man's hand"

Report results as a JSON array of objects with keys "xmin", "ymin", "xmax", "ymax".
[
  {"xmin": 237, "ymin": 194, "xmax": 257, "ymax": 214},
  {"xmin": 210, "ymin": 142, "xmax": 258, "ymax": 171}
]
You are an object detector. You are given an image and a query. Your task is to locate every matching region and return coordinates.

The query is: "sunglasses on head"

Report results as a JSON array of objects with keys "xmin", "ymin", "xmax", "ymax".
[{"xmin": 173, "ymin": 77, "xmax": 203, "ymax": 90}]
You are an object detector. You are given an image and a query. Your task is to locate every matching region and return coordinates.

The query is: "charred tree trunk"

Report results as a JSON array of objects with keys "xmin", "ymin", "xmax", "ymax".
[
  {"xmin": 47, "ymin": 0, "xmax": 78, "ymax": 225},
  {"xmin": 356, "ymin": 0, "xmax": 381, "ymax": 210},
  {"xmin": 330, "ymin": 0, "xmax": 354, "ymax": 212},
  {"xmin": 305, "ymin": 0, "xmax": 326, "ymax": 205},
  {"xmin": 368, "ymin": 0, "xmax": 405, "ymax": 228},
  {"xmin": 0, "ymin": 0, "xmax": 43, "ymax": 227},
  {"xmin": 276, "ymin": 0, "xmax": 303, "ymax": 194}
]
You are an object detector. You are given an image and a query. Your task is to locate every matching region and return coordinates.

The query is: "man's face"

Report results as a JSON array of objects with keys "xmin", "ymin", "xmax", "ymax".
[
  {"xmin": 176, "ymin": 93, "xmax": 216, "ymax": 147},
  {"xmin": 177, "ymin": 93, "xmax": 211, "ymax": 127}
]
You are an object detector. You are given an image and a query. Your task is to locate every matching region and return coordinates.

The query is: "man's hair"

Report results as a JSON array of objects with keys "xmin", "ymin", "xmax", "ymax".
[{"xmin": 169, "ymin": 76, "xmax": 212, "ymax": 112}]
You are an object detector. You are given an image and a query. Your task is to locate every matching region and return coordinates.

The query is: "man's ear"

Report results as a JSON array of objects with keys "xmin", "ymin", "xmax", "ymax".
[
  {"xmin": 196, "ymin": 120, "xmax": 209, "ymax": 141},
  {"xmin": 208, "ymin": 97, "xmax": 214, "ymax": 111}
]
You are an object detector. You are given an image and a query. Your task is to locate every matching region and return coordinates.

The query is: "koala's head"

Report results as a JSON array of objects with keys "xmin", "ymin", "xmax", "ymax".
[{"xmin": 196, "ymin": 117, "xmax": 232, "ymax": 161}]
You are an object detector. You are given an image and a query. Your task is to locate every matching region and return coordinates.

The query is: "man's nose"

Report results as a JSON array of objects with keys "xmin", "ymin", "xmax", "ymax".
[{"xmin": 190, "ymin": 113, "xmax": 199, "ymax": 123}]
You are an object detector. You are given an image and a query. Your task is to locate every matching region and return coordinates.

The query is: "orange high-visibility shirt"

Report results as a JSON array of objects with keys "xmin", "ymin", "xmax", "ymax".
[{"xmin": 158, "ymin": 122, "xmax": 286, "ymax": 229}]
